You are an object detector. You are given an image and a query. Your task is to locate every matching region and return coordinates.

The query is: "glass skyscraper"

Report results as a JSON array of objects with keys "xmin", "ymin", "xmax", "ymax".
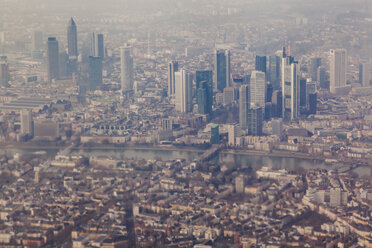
[
  {"xmin": 214, "ymin": 49, "xmax": 231, "ymax": 92},
  {"xmin": 196, "ymin": 70, "xmax": 213, "ymax": 115},
  {"xmin": 47, "ymin": 37, "xmax": 59, "ymax": 82}
]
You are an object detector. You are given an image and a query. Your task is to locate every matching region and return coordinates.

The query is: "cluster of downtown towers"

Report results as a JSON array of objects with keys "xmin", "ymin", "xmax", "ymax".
[
  {"xmin": 46, "ymin": 18, "xmax": 342, "ymax": 136},
  {"xmin": 168, "ymin": 46, "xmax": 320, "ymax": 136},
  {"xmin": 46, "ymin": 18, "xmax": 133, "ymax": 91}
]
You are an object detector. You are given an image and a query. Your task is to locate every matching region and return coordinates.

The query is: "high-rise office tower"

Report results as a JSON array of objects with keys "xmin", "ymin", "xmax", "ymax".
[
  {"xmin": 282, "ymin": 56, "xmax": 299, "ymax": 121},
  {"xmin": 299, "ymin": 78, "xmax": 307, "ymax": 107},
  {"xmin": 310, "ymin": 58, "xmax": 321, "ymax": 82},
  {"xmin": 47, "ymin": 37, "xmax": 59, "ymax": 82},
  {"xmin": 0, "ymin": 56, "xmax": 9, "ymax": 86},
  {"xmin": 317, "ymin": 67, "xmax": 327, "ymax": 89},
  {"xmin": 147, "ymin": 31, "xmax": 156, "ymax": 55},
  {"xmin": 330, "ymin": 49, "xmax": 347, "ymax": 94},
  {"xmin": 31, "ymin": 31, "xmax": 43, "ymax": 59},
  {"xmin": 255, "ymin": 55, "xmax": 267, "ymax": 74},
  {"xmin": 175, "ymin": 69, "xmax": 192, "ymax": 113},
  {"xmin": 250, "ymin": 70, "xmax": 266, "ymax": 109},
  {"xmin": 89, "ymin": 56, "xmax": 102, "ymax": 90},
  {"xmin": 360, "ymin": 62, "xmax": 371, "ymax": 87},
  {"xmin": 120, "ymin": 44, "xmax": 133, "ymax": 91},
  {"xmin": 67, "ymin": 18, "xmax": 78, "ymax": 57},
  {"xmin": 168, "ymin": 61, "xmax": 179, "ymax": 96},
  {"xmin": 196, "ymin": 70, "xmax": 213, "ymax": 115},
  {"xmin": 308, "ymin": 93, "xmax": 317, "ymax": 115},
  {"xmin": 223, "ymin": 87, "xmax": 236, "ymax": 106},
  {"xmin": 20, "ymin": 109, "xmax": 33, "ymax": 136},
  {"xmin": 59, "ymin": 52, "xmax": 69, "ymax": 78},
  {"xmin": 31, "ymin": 31, "xmax": 43, "ymax": 52},
  {"xmin": 239, "ymin": 84, "xmax": 250, "ymax": 130},
  {"xmin": 272, "ymin": 90, "xmax": 282, "ymax": 118},
  {"xmin": 214, "ymin": 49, "xmax": 231, "ymax": 91},
  {"xmin": 248, "ymin": 106, "xmax": 263, "ymax": 136},
  {"xmin": 91, "ymin": 32, "xmax": 104, "ymax": 59},
  {"xmin": 268, "ymin": 55, "xmax": 280, "ymax": 90},
  {"xmin": 266, "ymin": 83, "xmax": 273, "ymax": 103}
]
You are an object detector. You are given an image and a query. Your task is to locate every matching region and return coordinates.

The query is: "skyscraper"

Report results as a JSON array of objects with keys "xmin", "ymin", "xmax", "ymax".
[
  {"xmin": 250, "ymin": 70, "xmax": 266, "ymax": 109},
  {"xmin": 89, "ymin": 56, "xmax": 103, "ymax": 90},
  {"xmin": 120, "ymin": 44, "xmax": 133, "ymax": 91},
  {"xmin": 310, "ymin": 57, "xmax": 321, "ymax": 82},
  {"xmin": 272, "ymin": 90, "xmax": 282, "ymax": 118},
  {"xmin": 317, "ymin": 67, "xmax": 327, "ymax": 89},
  {"xmin": 255, "ymin": 55, "xmax": 267, "ymax": 74},
  {"xmin": 175, "ymin": 69, "xmax": 192, "ymax": 113},
  {"xmin": 360, "ymin": 62, "xmax": 371, "ymax": 87},
  {"xmin": 91, "ymin": 32, "xmax": 104, "ymax": 59},
  {"xmin": 59, "ymin": 51, "xmax": 69, "ymax": 78},
  {"xmin": 268, "ymin": 55, "xmax": 280, "ymax": 90},
  {"xmin": 196, "ymin": 70, "xmax": 213, "ymax": 115},
  {"xmin": 282, "ymin": 56, "xmax": 299, "ymax": 121},
  {"xmin": 308, "ymin": 93, "xmax": 317, "ymax": 115},
  {"xmin": 168, "ymin": 61, "xmax": 179, "ymax": 96},
  {"xmin": 20, "ymin": 109, "xmax": 33, "ymax": 136},
  {"xmin": 214, "ymin": 49, "xmax": 231, "ymax": 91},
  {"xmin": 239, "ymin": 84, "xmax": 250, "ymax": 130},
  {"xmin": 67, "ymin": 18, "xmax": 78, "ymax": 57},
  {"xmin": 299, "ymin": 78, "xmax": 307, "ymax": 107},
  {"xmin": 0, "ymin": 56, "xmax": 9, "ymax": 87},
  {"xmin": 248, "ymin": 106, "xmax": 263, "ymax": 136},
  {"xmin": 330, "ymin": 49, "xmax": 347, "ymax": 94},
  {"xmin": 47, "ymin": 37, "xmax": 59, "ymax": 82},
  {"xmin": 31, "ymin": 31, "xmax": 43, "ymax": 52}
]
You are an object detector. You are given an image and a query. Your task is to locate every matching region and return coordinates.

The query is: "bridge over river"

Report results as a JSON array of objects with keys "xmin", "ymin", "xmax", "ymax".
[{"xmin": 198, "ymin": 145, "xmax": 222, "ymax": 162}]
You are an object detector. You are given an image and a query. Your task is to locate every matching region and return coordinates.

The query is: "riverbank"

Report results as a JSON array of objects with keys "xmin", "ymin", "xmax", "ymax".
[
  {"xmin": 0, "ymin": 143, "xmax": 205, "ymax": 153},
  {"xmin": 1, "ymin": 142, "xmax": 324, "ymax": 162},
  {"xmin": 222, "ymin": 149, "xmax": 324, "ymax": 161}
]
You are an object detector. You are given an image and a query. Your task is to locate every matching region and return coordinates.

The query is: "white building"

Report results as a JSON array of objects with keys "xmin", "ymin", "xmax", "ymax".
[
  {"xmin": 281, "ymin": 57, "xmax": 299, "ymax": 121},
  {"xmin": 235, "ymin": 175, "xmax": 245, "ymax": 193},
  {"xmin": 330, "ymin": 49, "xmax": 347, "ymax": 94},
  {"xmin": 120, "ymin": 44, "xmax": 133, "ymax": 91},
  {"xmin": 360, "ymin": 62, "xmax": 371, "ymax": 87},
  {"xmin": 175, "ymin": 69, "xmax": 192, "ymax": 113},
  {"xmin": 20, "ymin": 109, "xmax": 33, "ymax": 135},
  {"xmin": 228, "ymin": 124, "xmax": 241, "ymax": 146},
  {"xmin": 250, "ymin": 70, "xmax": 266, "ymax": 109}
]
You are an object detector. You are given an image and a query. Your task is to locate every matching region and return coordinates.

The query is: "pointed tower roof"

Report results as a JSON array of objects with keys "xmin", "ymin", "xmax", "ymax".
[{"xmin": 68, "ymin": 17, "xmax": 76, "ymax": 27}]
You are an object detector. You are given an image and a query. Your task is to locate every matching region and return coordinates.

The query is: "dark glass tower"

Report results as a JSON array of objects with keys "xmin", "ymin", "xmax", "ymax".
[
  {"xmin": 196, "ymin": 70, "xmax": 213, "ymax": 115},
  {"xmin": 67, "ymin": 18, "xmax": 78, "ymax": 57},
  {"xmin": 268, "ymin": 55, "xmax": 280, "ymax": 90},
  {"xmin": 167, "ymin": 61, "xmax": 178, "ymax": 96},
  {"xmin": 308, "ymin": 93, "xmax": 317, "ymax": 115},
  {"xmin": 214, "ymin": 49, "xmax": 230, "ymax": 92},
  {"xmin": 248, "ymin": 106, "xmax": 263, "ymax": 136},
  {"xmin": 272, "ymin": 90, "xmax": 282, "ymax": 118},
  {"xmin": 89, "ymin": 56, "xmax": 103, "ymax": 90},
  {"xmin": 47, "ymin": 37, "xmax": 59, "ymax": 82},
  {"xmin": 255, "ymin": 55, "xmax": 267, "ymax": 74},
  {"xmin": 310, "ymin": 58, "xmax": 321, "ymax": 81},
  {"xmin": 299, "ymin": 78, "xmax": 307, "ymax": 107}
]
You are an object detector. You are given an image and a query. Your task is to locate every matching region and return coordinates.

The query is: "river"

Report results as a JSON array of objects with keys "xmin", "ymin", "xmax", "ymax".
[{"xmin": 0, "ymin": 147, "xmax": 370, "ymax": 177}]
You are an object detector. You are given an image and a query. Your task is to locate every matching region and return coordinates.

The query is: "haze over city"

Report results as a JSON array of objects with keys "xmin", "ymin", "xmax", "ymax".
[{"xmin": 0, "ymin": 0, "xmax": 371, "ymax": 247}]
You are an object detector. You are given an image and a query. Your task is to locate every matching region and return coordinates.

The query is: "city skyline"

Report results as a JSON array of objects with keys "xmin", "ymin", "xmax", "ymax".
[{"xmin": 0, "ymin": 1, "xmax": 371, "ymax": 247}]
